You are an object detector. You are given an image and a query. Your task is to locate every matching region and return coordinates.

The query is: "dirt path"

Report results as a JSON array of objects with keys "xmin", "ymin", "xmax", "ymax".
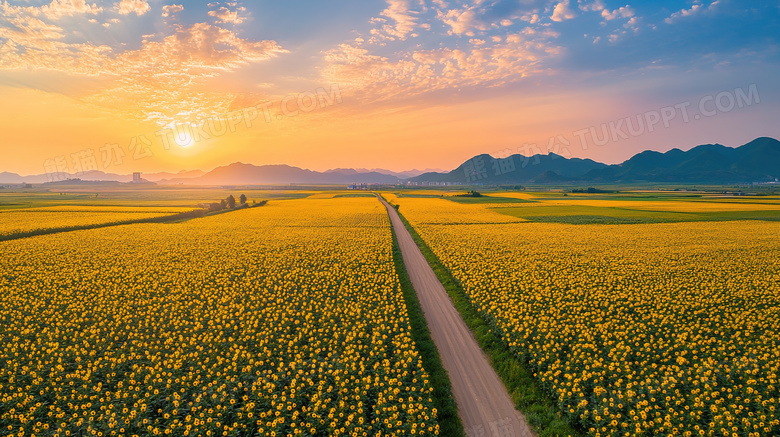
[{"xmin": 378, "ymin": 196, "xmax": 533, "ymax": 437}]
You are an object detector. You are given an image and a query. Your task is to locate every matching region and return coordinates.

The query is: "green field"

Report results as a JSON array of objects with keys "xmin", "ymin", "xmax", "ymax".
[
  {"xmin": 493, "ymin": 204, "xmax": 780, "ymax": 224},
  {"xmin": 445, "ymin": 195, "xmax": 535, "ymax": 204},
  {"xmin": 400, "ymin": 189, "xmax": 780, "ymax": 224},
  {"xmin": 0, "ymin": 187, "xmax": 312, "ymax": 210}
]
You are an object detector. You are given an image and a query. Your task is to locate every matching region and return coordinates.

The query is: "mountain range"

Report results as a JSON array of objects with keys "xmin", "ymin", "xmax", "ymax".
[
  {"xmin": 1, "ymin": 137, "xmax": 778, "ymax": 186},
  {"xmin": 410, "ymin": 137, "xmax": 780, "ymax": 184},
  {"xmin": 0, "ymin": 166, "xmax": 440, "ymax": 185},
  {"xmin": 0, "ymin": 169, "xmax": 206, "ymax": 184}
]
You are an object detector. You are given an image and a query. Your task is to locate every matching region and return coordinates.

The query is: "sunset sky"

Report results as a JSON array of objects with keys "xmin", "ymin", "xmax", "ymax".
[{"xmin": 1, "ymin": 0, "xmax": 778, "ymax": 176}]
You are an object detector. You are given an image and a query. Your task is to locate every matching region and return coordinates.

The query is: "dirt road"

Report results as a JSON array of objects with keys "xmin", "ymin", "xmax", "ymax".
[{"xmin": 378, "ymin": 196, "xmax": 533, "ymax": 437}]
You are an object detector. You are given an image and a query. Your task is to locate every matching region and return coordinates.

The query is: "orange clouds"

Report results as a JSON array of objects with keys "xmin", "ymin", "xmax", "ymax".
[
  {"xmin": 551, "ymin": 1, "xmax": 576, "ymax": 22},
  {"xmin": 0, "ymin": 0, "xmax": 566, "ymax": 128},
  {"xmin": 208, "ymin": 5, "xmax": 247, "ymax": 24},
  {"xmin": 373, "ymin": 0, "xmax": 419, "ymax": 40},
  {"xmin": 0, "ymin": 11, "xmax": 111, "ymax": 75},
  {"xmin": 439, "ymin": 8, "xmax": 488, "ymax": 35},
  {"xmin": 90, "ymin": 23, "xmax": 286, "ymax": 126},
  {"xmin": 323, "ymin": 33, "xmax": 561, "ymax": 103},
  {"xmin": 42, "ymin": 0, "xmax": 103, "ymax": 20},
  {"xmin": 115, "ymin": 0, "xmax": 150, "ymax": 16},
  {"xmin": 321, "ymin": 0, "xmax": 565, "ymax": 108},
  {"xmin": 0, "ymin": 4, "xmax": 285, "ymax": 128},
  {"xmin": 124, "ymin": 23, "xmax": 281, "ymax": 71},
  {"xmin": 0, "ymin": 0, "xmax": 102, "ymax": 21},
  {"xmin": 161, "ymin": 4, "xmax": 183, "ymax": 18}
]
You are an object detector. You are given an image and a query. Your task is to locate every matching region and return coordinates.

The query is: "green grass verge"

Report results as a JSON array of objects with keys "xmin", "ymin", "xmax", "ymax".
[
  {"xmin": 389, "ymin": 225, "xmax": 466, "ymax": 437},
  {"xmin": 390, "ymin": 205, "xmax": 584, "ymax": 437},
  {"xmin": 445, "ymin": 196, "xmax": 535, "ymax": 204},
  {"xmin": 396, "ymin": 193, "xmax": 444, "ymax": 198},
  {"xmin": 333, "ymin": 193, "xmax": 376, "ymax": 198},
  {"xmin": 494, "ymin": 204, "xmax": 780, "ymax": 224},
  {"xmin": 0, "ymin": 190, "xmax": 301, "ymax": 210}
]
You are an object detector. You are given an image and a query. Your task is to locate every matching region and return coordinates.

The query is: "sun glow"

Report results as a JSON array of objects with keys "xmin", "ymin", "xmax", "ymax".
[{"xmin": 174, "ymin": 130, "xmax": 195, "ymax": 148}]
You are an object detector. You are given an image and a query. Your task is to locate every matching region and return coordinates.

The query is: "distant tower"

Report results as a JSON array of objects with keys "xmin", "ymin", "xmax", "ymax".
[{"xmin": 132, "ymin": 172, "xmax": 141, "ymax": 183}]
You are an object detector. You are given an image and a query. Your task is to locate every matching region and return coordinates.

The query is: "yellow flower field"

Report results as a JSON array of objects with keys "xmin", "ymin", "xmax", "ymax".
[
  {"xmin": 391, "ymin": 196, "xmax": 780, "ymax": 437},
  {"xmin": 0, "ymin": 207, "xmax": 192, "ymax": 238},
  {"xmin": 0, "ymin": 198, "xmax": 438, "ymax": 437}
]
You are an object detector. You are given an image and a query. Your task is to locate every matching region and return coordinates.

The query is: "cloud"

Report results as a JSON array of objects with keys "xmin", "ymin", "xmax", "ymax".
[
  {"xmin": 325, "ymin": 0, "xmax": 564, "ymax": 106},
  {"xmin": 368, "ymin": 0, "xmax": 421, "ymax": 41},
  {"xmin": 0, "ymin": 14, "xmax": 65, "ymax": 43},
  {"xmin": 563, "ymin": 0, "xmax": 780, "ymax": 73},
  {"xmin": 124, "ymin": 23, "xmax": 282, "ymax": 70},
  {"xmin": 436, "ymin": 0, "xmax": 542, "ymax": 36},
  {"xmin": 90, "ymin": 23, "xmax": 285, "ymax": 125},
  {"xmin": 115, "ymin": 0, "xmax": 150, "ymax": 16},
  {"xmin": 578, "ymin": 0, "xmax": 606, "ymax": 12},
  {"xmin": 162, "ymin": 4, "xmax": 183, "ymax": 18},
  {"xmin": 322, "ymin": 32, "xmax": 561, "ymax": 103},
  {"xmin": 601, "ymin": 6, "xmax": 634, "ymax": 21},
  {"xmin": 0, "ymin": 4, "xmax": 286, "ymax": 127},
  {"xmin": 0, "ymin": 9, "xmax": 110, "ymax": 75},
  {"xmin": 41, "ymin": 0, "xmax": 103, "ymax": 20},
  {"xmin": 551, "ymin": 1, "xmax": 576, "ymax": 22},
  {"xmin": 439, "ymin": 8, "xmax": 487, "ymax": 35},
  {"xmin": 665, "ymin": 1, "xmax": 718, "ymax": 24},
  {"xmin": 623, "ymin": 16, "xmax": 639, "ymax": 31},
  {"xmin": 379, "ymin": 0, "xmax": 418, "ymax": 39},
  {"xmin": 208, "ymin": 5, "xmax": 247, "ymax": 24}
]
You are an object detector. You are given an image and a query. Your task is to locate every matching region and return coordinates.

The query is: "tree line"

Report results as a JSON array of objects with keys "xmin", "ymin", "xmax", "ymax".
[{"xmin": 206, "ymin": 194, "xmax": 261, "ymax": 212}]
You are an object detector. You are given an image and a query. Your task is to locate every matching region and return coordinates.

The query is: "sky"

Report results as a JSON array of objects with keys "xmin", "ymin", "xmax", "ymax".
[{"xmin": 0, "ymin": 0, "xmax": 778, "ymax": 176}]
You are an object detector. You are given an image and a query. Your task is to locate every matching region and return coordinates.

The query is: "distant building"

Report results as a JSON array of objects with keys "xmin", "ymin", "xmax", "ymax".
[
  {"xmin": 132, "ymin": 172, "xmax": 142, "ymax": 183},
  {"xmin": 405, "ymin": 181, "xmax": 457, "ymax": 187}
]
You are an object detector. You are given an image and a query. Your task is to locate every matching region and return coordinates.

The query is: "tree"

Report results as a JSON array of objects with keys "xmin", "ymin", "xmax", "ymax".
[
  {"xmin": 220, "ymin": 199, "xmax": 227, "ymax": 209},
  {"xmin": 239, "ymin": 194, "xmax": 247, "ymax": 205},
  {"xmin": 226, "ymin": 195, "xmax": 236, "ymax": 209}
]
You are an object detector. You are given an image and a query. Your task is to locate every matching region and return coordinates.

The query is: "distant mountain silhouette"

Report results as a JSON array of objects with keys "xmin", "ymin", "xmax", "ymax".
[
  {"xmin": 0, "ymin": 170, "xmax": 134, "ymax": 184},
  {"xmin": 581, "ymin": 137, "xmax": 780, "ymax": 183},
  {"xmin": 410, "ymin": 137, "xmax": 780, "ymax": 184},
  {"xmin": 161, "ymin": 163, "xmax": 402, "ymax": 185},
  {"xmin": 144, "ymin": 169, "xmax": 205, "ymax": 182},
  {"xmin": 2, "ymin": 137, "xmax": 778, "ymax": 185},
  {"xmin": 325, "ymin": 167, "xmax": 444, "ymax": 178},
  {"xmin": 0, "ymin": 165, "xmax": 403, "ymax": 185},
  {"xmin": 0, "ymin": 172, "xmax": 25, "ymax": 183},
  {"xmin": 408, "ymin": 152, "xmax": 607, "ymax": 184}
]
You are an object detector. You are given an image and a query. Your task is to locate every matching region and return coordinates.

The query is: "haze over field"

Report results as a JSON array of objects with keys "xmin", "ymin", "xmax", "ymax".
[{"xmin": 1, "ymin": 1, "xmax": 778, "ymax": 178}]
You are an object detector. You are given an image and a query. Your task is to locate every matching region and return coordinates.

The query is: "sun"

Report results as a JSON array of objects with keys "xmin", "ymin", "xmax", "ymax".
[{"xmin": 174, "ymin": 130, "xmax": 195, "ymax": 148}]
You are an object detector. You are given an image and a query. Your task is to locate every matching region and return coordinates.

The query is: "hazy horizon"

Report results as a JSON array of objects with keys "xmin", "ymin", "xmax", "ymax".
[{"xmin": 4, "ymin": 136, "xmax": 778, "ymax": 179}]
